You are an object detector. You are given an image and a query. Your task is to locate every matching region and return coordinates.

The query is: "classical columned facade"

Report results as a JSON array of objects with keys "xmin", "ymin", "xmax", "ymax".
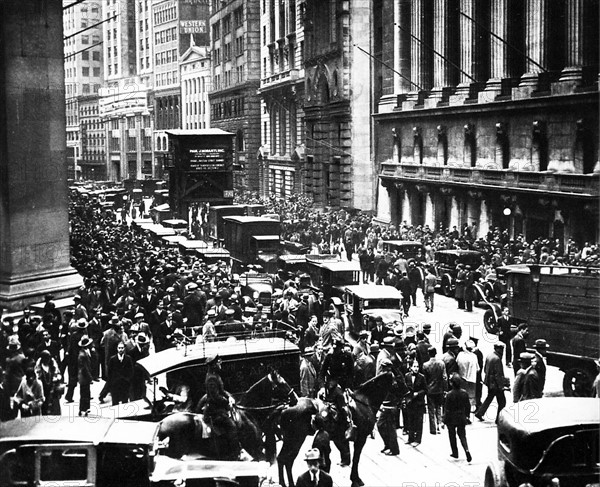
[{"xmin": 373, "ymin": 0, "xmax": 599, "ymax": 246}]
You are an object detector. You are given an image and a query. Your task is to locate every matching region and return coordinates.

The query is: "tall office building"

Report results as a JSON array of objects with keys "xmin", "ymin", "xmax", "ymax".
[
  {"xmin": 373, "ymin": 0, "xmax": 599, "ymax": 245},
  {"xmin": 63, "ymin": 0, "xmax": 104, "ymax": 180},
  {"xmin": 100, "ymin": 0, "xmax": 154, "ymax": 181},
  {"xmin": 301, "ymin": 0, "xmax": 375, "ymax": 209},
  {"xmin": 152, "ymin": 0, "xmax": 210, "ymax": 175},
  {"xmin": 180, "ymin": 40, "xmax": 212, "ymax": 131},
  {"xmin": 208, "ymin": 0, "xmax": 262, "ymax": 190},
  {"xmin": 257, "ymin": 0, "xmax": 305, "ymax": 198}
]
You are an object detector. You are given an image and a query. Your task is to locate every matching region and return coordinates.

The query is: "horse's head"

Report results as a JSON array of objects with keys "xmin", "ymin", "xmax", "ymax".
[{"xmin": 269, "ymin": 370, "xmax": 297, "ymax": 405}]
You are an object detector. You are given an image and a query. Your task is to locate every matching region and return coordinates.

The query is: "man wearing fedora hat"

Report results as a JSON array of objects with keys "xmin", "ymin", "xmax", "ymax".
[
  {"xmin": 128, "ymin": 333, "xmax": 150, "ymax": 401},
  {"xmin": 530, "ymin": 339, "xmax": 549, "ymax": 396},
  {"xmin": 300, "ymin": 347, "xmax": 318, "ymax": 398},
  {"xmin": 475, "ymin": 343, "xmax": 507, "ymax": 423},
  {"xmin": 513, "ymin": 352, "xmax": 541, "ymax": 402},
  {"xmin": 295, "ymin": 448, "xmax": 333, "ymax": 487},
  {"xmin": 64, "ymin": 319, "xmax": 88, "ymax": 403},
  {"xmin": 77, "ymin": 336, "xmax": 94, "ymax": 416}
]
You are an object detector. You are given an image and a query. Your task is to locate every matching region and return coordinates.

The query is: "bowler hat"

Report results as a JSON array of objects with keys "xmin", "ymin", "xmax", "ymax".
[{"xmin": 533, "ymin": 339, "xmax": 549, "ymax": 350}]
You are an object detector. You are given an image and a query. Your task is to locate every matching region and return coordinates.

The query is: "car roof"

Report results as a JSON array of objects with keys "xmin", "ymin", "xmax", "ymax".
[
  {"xmin": 498, "ymin": 398, "xmax": 600, "ymax": 435},
  {"xmin": 344, "ymin": 284, "xmax": 402, "ymax": 299},
  {"xmin": 382, "ymin": 240, "xmax": 423, "ymax": 246},
  {"xmin": 222, "ymin": 216, "xmax": 278, "ymax": 224},
  {"xmin": 0, "ymin": 416, "xmax": 158, "ymax": 445},
  {"xmin": 434, "ymin": 249, "xmax": 482, "ymax": 256},
  {"xmin": 251, "ymin": 235, "xmax": 280, "ymax": 241},
  {"xmin": 315, "ymin": 261, "xmax": 361, "ymax": 272},
  {"xmin": 138, "ymin": 337, "xmax": 299, "ymax": 377}
]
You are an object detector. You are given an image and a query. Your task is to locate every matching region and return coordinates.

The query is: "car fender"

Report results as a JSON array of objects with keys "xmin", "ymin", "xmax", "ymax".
[{"xmin": 484, "ymin": 460, "xmax": 507, "ymax": 487}]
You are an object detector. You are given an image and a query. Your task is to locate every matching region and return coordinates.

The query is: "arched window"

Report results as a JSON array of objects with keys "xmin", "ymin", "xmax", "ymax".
[{"xmin": 317, "ymin": 74, "xmax": 330, "ymax": 105}]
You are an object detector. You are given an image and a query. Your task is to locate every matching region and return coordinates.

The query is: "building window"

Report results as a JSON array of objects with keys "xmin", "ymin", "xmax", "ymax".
[
  {"xmin": 82, "ymin": 50, "xmax": 89, "ymax": 60},
  {"xmin": 92, "ymin": 51, "xmax": 100, "ymax": 61},
  {"xmin": 82, "ymin": 35, "xmax": 89, "ymax": 44},
  {"xmin": 82, "ymin": 67, "xmax": 90, "ymax": 76}
]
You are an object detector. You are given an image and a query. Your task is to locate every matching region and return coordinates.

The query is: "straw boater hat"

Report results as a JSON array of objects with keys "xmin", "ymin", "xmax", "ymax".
[{"xmin": 78, "ymin": 336, "xmax": 93, "ymax": 348}]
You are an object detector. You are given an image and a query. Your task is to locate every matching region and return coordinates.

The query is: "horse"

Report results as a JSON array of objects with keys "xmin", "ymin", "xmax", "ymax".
[
  {"xmin": 157, "ymin": 371, "xmax": 295, "ymax": 462},
  {"xmin": 157, "ymin": 407, "xmax": 263, "ymax": 460},
  {"xmin": 277, "ymin": 372, "xmax": 394, "ymax": 487},
  {"xmin": 236, "ymin": 369, "xmax": 298, "ymax": 463}
]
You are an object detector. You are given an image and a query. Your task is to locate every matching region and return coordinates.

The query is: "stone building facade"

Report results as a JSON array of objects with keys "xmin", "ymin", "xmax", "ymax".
[
  {"xmin": 373, "ymin": 0, "xmax": 599, "ymax": 245},
  {"xmin": 257, "ymin": 0, "xmax": 305, "ymax": 198},
  {"xmin": 208, "ymin": 0, "xmax": 262, "ymax": 191},
  {"xmin": 302, "ymin": 0, "xmax": 375, "ymax": 210}
]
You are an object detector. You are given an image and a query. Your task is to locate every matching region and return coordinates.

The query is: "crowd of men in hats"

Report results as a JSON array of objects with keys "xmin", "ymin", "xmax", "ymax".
[{"xmin": 0, "ymin": 188, "xmax": 598, "ymax": 477}]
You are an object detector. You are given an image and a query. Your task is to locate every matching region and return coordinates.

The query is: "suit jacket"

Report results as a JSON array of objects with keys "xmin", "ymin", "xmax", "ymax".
[
  {"xmin": 107, "ymin": 353, "xmax": 134, "ymax": 389},
  {"xmin": 511, "ymin": 333, "xmax": 527, "ymax": 369},
  {"xmin": 483, "ymin": 351, "xmax": 506, "ymax": 391},
  {"xmin": 78, "ymin": 349, "xmax": 93, "ymax": 385},
  {"xmin": 296, "ymin": 470, "xmax": 333, "ymax": 487},
  {"xmin": 443, "ymin": 388, "xmax": 471, "ymax": 426},
  {"xmin": 422, "ymin": 357, "xmax": 447, "ymax": 395},
  {"xmin": 404, "ymin": 371, "xmax": 427, "ymax": 410}
]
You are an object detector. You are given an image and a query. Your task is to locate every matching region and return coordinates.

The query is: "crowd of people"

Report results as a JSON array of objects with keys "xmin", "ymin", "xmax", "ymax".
[{"xmin": 0, "ymin": 188, "xmax": 598, "ymax": 477}]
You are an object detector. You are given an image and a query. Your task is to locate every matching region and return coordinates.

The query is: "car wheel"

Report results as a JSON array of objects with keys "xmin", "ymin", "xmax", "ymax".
[
  {"xmin": 483, "ymin": 309, "xmax": 498, "ymax": 335},
  {"xmin": 484, "ymin": 462, "xmax": 506, "ymax": 487},
  {"xmin": 441, "ymin": 277, "xmax": 453, "ymax": 297},
  {"xmin": 563, "ymin": 367, "xmax": 594, "ymax": 397}
]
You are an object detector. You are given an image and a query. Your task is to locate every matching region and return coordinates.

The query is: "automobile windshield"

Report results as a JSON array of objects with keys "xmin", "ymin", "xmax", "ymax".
[{"xmin": 363, "ymin": 299, "xmax": 400, "ymax": 310}]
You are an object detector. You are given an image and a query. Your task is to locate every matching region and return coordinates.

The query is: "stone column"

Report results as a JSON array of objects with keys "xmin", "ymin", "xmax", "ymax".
[
  {"xmin": 393, "ymin": 0, "xmax": 402, "ymax": 94},
  {"xmin": 401, "ymin": 190, "xmax": 412, "ymax": 225},
  {"xmin": 478, "ymin": 200, "xmax": 491, "ymax": 238},
  {"xmin": 0, "ymin": 0, "xmax": 82, "ymax": 310},
  {"xmin": 376, "ymin": 181, "xmax": 392, "ymax": 224},
  {"xmin": 513, "ymin": 0, "xmax": 550, "ymax": 99},
  {"xmin": 426, "ymin": 0, "xmax": 458, "ymax": 106},
  {"xmin": 479, "ymin": 0, "xmax": 519, "ymax": 102},
  {"xmin": 449, "ymin": 196, "xmax": 460, "ymax": 229},
  {"xmin": 424, "ymin": 193, "xmax": 435, "ymax": 229},
  {"xmin": 405, "ymin": 0, "xmax": 433, "ymax": 109},
  {"xmin": 450, "ymin": 0, "xmax": 486, "ymax": 104},
  {"xmin": 398, "ymin": 0, "xmax": 412, "ymax": 93},
  {"xmin": 553, "ymin": 0, "xmax": 599, "ymax": 93}
]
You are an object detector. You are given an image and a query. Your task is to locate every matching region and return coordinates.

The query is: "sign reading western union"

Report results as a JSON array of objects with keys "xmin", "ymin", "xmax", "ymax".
[{"xmin": 180, "ymin": 20, "xmax": 206, "ymax": 34}]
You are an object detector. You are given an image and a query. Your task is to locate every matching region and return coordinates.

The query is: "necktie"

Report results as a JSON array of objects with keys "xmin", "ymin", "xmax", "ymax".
[{"xmin": 312, "ymin": 474, "xmax": 317, "ymax": 487}]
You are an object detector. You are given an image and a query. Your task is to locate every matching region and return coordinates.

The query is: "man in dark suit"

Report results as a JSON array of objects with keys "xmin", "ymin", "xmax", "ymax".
[
  {"xmin": 107, "ymin": 341, "xmax": 133, "ymax": 405},
  {"xmin": 496, "ymin": 307, "xmax": 513, "ymax": 366},
  {"xmin": 475, "ymin": 343, "xmax": 507, "ymax": 423},
  {"xmin": 369, "ymin": 316, "xmax": 387, "ymax": 345},
  {"xmin": 296, "ymin": 448, "xmax": 333, "ymax": 487},
  {"xmin": 511, "ymin": 324, "xmax": 529, "ymax": 374},
  {"xmin": 404, "ymin": 360, "xmax": 427, "ymax": 445}
]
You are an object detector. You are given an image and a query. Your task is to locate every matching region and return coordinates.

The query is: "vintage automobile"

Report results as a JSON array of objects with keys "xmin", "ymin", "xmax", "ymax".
[
  {"xmin": 484, "ymin": 398, "xmax": 599, "ymax": 487},
  {"xmin": 381, "ymin": 240, "xmax": 426, "ymax": 261},
  {"xmin": 239, "ymin": 272, "xmax": 274, "ymax": 311},
  {"xmin": 433, "ymin": 249, "xmax": 483, "ymax": 296},
  {"xmin": 0, "ymin": 416, "xmax": 269, "ymax": 487},
  {"xmin": 304, "ymin": 257, "xmax": 361, "ymax": 299},
  {"xmin": 342, "ymin": 284, "xmax": 403, "ymax": 333}
]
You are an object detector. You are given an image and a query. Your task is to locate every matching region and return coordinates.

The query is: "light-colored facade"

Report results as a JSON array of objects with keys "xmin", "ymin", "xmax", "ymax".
[
  {"xmin": 257, "ymin": 0, "xmax": 305, "ymax": 198},
  {"xmin": 373, "ymin": 0, "xmax": 599, "ymax": 245},
  {"xmin": 180, "ymin": 42, "xmax": 212, "ymax": 130},
  {"xmin": 63, "ymin": 0, "xmax": 104, "ymax": 180}
]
